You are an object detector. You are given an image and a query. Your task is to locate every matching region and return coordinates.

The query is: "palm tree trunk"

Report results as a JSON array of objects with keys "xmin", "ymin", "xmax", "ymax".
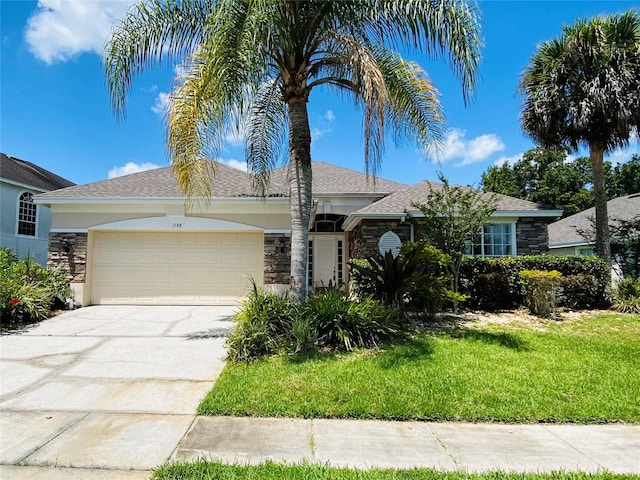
[
  {"xmin": 288, "ymin": 98, "xmax": 313, "ymax": 303},
  {"xmin": 589, "ymin": 141, "xmax": 611, "ymax": 266}
]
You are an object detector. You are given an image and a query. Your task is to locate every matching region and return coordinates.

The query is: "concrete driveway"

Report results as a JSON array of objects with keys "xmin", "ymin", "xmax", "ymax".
[{"xmin": 0, "ymin": 305, "xmax": 234, "ymax": 479}]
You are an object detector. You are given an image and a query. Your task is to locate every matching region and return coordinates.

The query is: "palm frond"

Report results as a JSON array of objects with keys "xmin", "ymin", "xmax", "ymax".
[
  {"xmin": 167, "ymin": 0, "xmax": 276, "ymax": 199},
  {"xmin": 244, "ymin": 78, "xmax": 288, "ymax": 196},
  {"xmin": 105, "ymin": 0, "xmax": 214, "ymax": 119}
]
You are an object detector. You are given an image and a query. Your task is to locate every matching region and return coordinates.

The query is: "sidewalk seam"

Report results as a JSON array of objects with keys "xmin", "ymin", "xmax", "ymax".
[
  {"xmin": 16, "ymin": 411, "xmax": 91, "ymax": 466},
  {"xmin": 431, "ymin": 429, "xmax": 461, "ymax": 469},
  {"xmin": 540, "ymin": 424, "xmax": 606, "ymax": 470}
]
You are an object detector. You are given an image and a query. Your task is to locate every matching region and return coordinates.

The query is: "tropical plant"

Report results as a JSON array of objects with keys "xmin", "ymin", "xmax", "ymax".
[
  {"xmin": 0, "ymin": 247, "xmax": 73, "ymax": 324},
  {"xmin": 411, "ymin": 175, "xmax": 497, "ymax": 308},
  {"xmin": 519, "ymin": 10, "xmax": 640, "ymax": 265},
  {"xmin": 226, "ymin": 281, "xmax": 298, "ymax": 361},
  {"xmin": 303, "ymin": 289, "xmax": 399, "ymax": 351},
  {"xmin": 613, "ymin": 276, "xmax": 640, "ymax": 314},
  {"xmin": 349, "ymin": 241, "xmax": 456, "ymax": 316},
  {"xmin": 105, "ymin": 0, "xmax": 482, "ymax": 302}
]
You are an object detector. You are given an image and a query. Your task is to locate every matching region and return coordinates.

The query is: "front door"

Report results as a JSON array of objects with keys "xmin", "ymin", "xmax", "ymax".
[{"xmin": 309, "ymin": 234, "xmax": 344, "ymax": 288}]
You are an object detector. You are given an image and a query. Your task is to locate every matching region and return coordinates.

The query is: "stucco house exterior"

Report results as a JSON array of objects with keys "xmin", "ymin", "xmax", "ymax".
[
  {"xmin": 36, "ymin": 161, "xmax": 561, "ymax": 306},
  {"xmin": 1, "ymin": 153, "xmax": 75, "ymax": 265}
]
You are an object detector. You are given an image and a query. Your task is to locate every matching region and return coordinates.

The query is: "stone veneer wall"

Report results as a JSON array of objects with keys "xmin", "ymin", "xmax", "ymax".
[
  {"xmin": 516, "ymin": 217, "xmax": 553, "ymax": 255},
  {"xmin": 264, "ymin": 233, "xmax": 290, "ymax": 285},
  {"xmin": 349, "ymin": 220, "xmax": 412, "ymax": 259},
  {"xmin": 48, "ymin": 232, "xmax": 88, "ymax": 282}
]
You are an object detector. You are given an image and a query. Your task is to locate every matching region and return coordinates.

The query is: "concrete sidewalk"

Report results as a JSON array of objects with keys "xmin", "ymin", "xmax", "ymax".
[{"xmin": 174, "ymin": 416, "xmax": 640, "ymax": 474}]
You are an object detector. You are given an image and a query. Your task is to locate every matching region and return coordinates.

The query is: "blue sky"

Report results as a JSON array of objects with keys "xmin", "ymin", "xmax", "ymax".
[{"xmin": 1, "ymin": 0, "xmax": 638, "ymax": 188}]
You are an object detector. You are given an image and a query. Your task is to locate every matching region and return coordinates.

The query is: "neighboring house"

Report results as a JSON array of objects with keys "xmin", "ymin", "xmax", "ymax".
[
  {"xmin": 548, "ymin": 193, "xmax": 640, "ymax": 255},
  {"xmin": 548, "ymin": 193, "xmax": 640, "ymax": 278},
  {"xmin": 0, "ymin": 153, "xmax": 75, "ymax": 265},
  {"xmin": 36, "ymin": 161, "xmax": 561, "ymax": 306}
]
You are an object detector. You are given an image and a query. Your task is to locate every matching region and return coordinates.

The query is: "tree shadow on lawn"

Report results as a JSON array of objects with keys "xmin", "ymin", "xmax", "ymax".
[
  {"xmin": 413, "ymin": 313, "xmax": 530, "ymax": 351},
  {"xmin": 449, "ymin": 328, "xmax": 530, "ymax": 351}
]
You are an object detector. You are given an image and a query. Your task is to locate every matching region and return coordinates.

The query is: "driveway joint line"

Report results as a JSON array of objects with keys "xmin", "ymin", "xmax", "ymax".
[{"xmin": 16, "ymin": 412, "xmax": 91, "ymax": 466}]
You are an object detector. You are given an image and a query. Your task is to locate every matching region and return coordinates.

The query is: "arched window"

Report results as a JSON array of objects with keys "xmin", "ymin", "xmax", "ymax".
[
  {"xmin": 18, "ymin": 192, "xmax": 36, "ymax": 236},
  {"xmin": 310, "ymin": 214, "xmax": 346, "ymax": 233}
]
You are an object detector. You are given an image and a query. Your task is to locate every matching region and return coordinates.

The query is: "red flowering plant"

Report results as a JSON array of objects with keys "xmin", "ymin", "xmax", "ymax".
[{"xmin": 1, "ymin": 247, "xmax": 72, "ymax": 325}]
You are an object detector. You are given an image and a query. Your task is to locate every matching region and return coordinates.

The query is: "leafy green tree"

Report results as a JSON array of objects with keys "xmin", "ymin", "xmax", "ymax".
[
  {"xmin": 609, "ymin": 155, "xmax": 640, "ymax": 198},
  {"xmin": 519, "ymin": 10, "xmax": 640, "ymax": 265},
  {"xmin": 481, "ymin": 148, "xmax": 592, "ymax": 217},
  {"xmin": 482, "ymin": 149, "xmax": 639, "ymax": 217},
  {"xmin": 105, "ymin": 0, "xmax": 482, "ymax": 302},
  {"xmin": 412, "ymin": 175, "xmax": 497, "ymax": 310}
]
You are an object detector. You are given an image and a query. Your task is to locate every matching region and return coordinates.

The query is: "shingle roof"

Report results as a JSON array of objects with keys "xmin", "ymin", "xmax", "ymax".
[
  {"xmin": 1, "ymin": 153, "xmax": 75, "ymax": 191},
  {"xmin": 38, "ymin": 160, "xmax": 405, "ymax": 200},
  {"xmin": 38, "ymin": 161, "xmax": 288, "ymax": 199},
  {"xmin": 548, "ymin": 193, "xmax": 640, "ymax": 247},
  {"xmin": 352, "ymin": 180, "xmax": 556, "ymax": 216},
  {"xmin": 270, "ymin": 161, "xmax": 406, "ymax": 194}
]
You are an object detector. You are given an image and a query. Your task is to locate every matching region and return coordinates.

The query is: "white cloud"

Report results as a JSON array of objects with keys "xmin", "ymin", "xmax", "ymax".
[
  {"xmin": 151, "ymin": 92, "xmax": 170, "ymax": 115},
  {"xmin": 311, "ymin": 110, "xmax": 336, "ymax": 140},
  {"xmin": 607, "ymin": 133, "xmax": 639, "ymax": 165},
  {"xmin": 441, "ymin": 128, "xmax": 505, "ymax": 166},
  {"xmin": 25, "ymin": 0, "xmax": 137, "ymax": 64},
  {"xmin": 219, "ymin": 158, "xmax": 247, "ymax": 172},
  {"xmin": 108, "ymin": 161, "xmax": 161, "ymax": 179},
  {"xmin": 225, "ymin": 126, "xmax": 246, "ymax": 147},
  {"xmin": 494, "ymin": 153, "xmax": 523, "ymax": 167}
]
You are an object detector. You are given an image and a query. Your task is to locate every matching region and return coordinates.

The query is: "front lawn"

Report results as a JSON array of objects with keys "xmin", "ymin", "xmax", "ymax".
[
  {"xmin": 153, "ymin": 461, "xmax": 635, "ymax": 480},
  {"xmin": 198, "ymin": 312, "xmax": 640, "ymax": 423}
]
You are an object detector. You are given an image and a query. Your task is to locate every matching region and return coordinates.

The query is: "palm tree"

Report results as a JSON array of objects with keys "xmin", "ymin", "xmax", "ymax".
[
  {"xmin": 105, "ymin": 0, "xmax": 482, "ymax": 302},
  {"xmin": 519, "ymin": 10, "xmax": 640, "ymax": 265}
]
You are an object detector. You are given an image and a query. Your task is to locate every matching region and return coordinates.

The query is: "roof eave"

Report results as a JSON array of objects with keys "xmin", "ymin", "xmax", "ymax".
[
  {"xmin": 34, "ymin": 196, "xmax": 291, "ymax": 206},
  {"xmin": 407, "ymin": 209, "xmax": 563, "ymax": 218},
  {"xmin": 1, "ymin": 177, "xmax": 49, "ymax": 193},
  {"xmin": 343, "ymin": 212, "xmax": 407, "ymax": 231}
]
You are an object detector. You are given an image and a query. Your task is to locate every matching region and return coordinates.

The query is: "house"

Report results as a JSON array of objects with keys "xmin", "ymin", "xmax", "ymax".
[
  {"xmin": 548, "ymin": 193, "xmax": 640, "ymax": 278},
  {"xmin": 0, "ymin": 153, "xmax": 75, "ymax": 265},
  {"xmin": 36, "ymin": 161, "xmax": 561, "ymax": 306}
]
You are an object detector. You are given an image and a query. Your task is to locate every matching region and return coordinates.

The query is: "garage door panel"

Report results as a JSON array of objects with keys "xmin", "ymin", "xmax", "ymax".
[{"xmin": 90, "ymin": 231, "xmax": 263, "ymax": 305}]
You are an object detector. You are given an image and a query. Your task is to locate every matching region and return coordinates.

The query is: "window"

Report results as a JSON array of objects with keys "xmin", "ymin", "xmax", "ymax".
[
  {"xmin": 466, "ymin": 223, "xmax": 514, "ymax": 257},
  {"xmin": 577, "ymin": 247, "xmax": 595, "ymax": 256},
  {"xmin": 18, "ymin": 192, "xmax": 36, "ymax": 236},
  {"xmin": 310, "ymin": 214, "xmax": 345, "ymax": 233}
]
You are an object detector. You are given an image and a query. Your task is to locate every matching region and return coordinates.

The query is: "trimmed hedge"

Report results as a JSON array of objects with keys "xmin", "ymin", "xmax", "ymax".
[{"xmin": 459, "ymin": 255, "xmax": 610, "ymax": 311}]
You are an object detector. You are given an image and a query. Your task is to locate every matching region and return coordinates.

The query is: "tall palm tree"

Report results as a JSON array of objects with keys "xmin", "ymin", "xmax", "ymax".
[
  {"xmin": 520, "ymin": 10, "xmax": 640, "ymax": 266},
  {"xmin": 105, "ymin": 0, "xmax": 482, "ymax": 302}
]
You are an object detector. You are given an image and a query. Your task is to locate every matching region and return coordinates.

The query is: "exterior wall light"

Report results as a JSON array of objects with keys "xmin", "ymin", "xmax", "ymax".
[{"xmin": 60, "ymin": 238, "xmax": 71, "ymax": 254}]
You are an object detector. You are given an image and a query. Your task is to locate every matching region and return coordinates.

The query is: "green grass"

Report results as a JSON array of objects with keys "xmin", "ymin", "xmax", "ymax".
[
  {"xmin": 152, "ymin": 461, "xmax": 638, "ymax": 479},
  {"xmin": 198, "ymin": 313, "xmax": 640, "ymax": 423}
]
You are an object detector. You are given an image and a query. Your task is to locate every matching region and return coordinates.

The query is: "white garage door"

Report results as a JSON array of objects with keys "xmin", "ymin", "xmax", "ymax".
[{"xmin": 90, "ymin": 231, "xmax": 263, "ymax": 305}]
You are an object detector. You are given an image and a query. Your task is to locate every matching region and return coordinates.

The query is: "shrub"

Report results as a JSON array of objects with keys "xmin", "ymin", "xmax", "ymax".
[
  {"xmin": 519, "ymin": 270, "xmax": 561, "ymax": 318},
  {"xmin": 0, "ymin": 248, "xmax": 73, "ymax": 325},
  {"xmin": 459, "ymin": 255, "xmax": 610, "ymax": 311},
  {"xmin": 304, "ymin": 289, "xmax": 400, "ymax": 351},
  {"xmin": 613, "ymin": 277, "xmax": 640, "ymax": 313},
  {"xmin": 349, "ymin": 242, "xmax": 455, "ymax": 317},
  {"xmin": 226, "ymin": 283, "xmax": 298, "ymax": 362}
]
